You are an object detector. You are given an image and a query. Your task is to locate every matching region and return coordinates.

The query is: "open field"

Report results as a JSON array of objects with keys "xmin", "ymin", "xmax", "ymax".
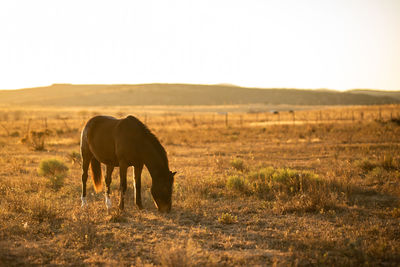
[{"xmin": 0, "ymin": 104, "xmax": 400, "ymax": 266}]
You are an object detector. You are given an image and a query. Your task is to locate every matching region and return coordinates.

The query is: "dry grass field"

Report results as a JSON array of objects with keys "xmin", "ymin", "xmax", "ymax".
[{"xmin": 0, "ymin": 104, "xmax": 400, "ymax": 266}]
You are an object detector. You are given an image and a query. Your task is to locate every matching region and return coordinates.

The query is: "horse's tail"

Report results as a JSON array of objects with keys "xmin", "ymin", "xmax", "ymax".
[{"xmin": 90, "ymin": 157, "xmax": 103, "ymax": 193}]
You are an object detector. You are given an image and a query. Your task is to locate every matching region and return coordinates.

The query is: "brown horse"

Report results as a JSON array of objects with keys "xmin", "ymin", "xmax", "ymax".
[{"xmin": 80, "ymin": 115, "xmax": 175, "ymax": 213}]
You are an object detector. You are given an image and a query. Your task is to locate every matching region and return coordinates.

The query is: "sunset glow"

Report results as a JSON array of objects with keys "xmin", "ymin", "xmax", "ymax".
[{"xmin": 0, "ymin": 0, "xmax": 399, "ymax": 90}]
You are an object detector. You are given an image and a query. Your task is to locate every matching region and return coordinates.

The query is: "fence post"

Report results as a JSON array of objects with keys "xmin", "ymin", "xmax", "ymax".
[
  {"xmin": 292, "ymin": 111, "xmax": 295, "ymax": 125},
  {"xmin": 192, "ymin": 114, "xmax": 197, "ymax": 127},
  {"xmin": 26, "ymin": 118, "xmax": 32, "ymax": 137}
]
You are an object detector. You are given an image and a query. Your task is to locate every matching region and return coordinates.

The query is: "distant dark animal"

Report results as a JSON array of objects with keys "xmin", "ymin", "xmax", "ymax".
[{"xmin": 80, "ymin": 115, "xmax": 176, "ymax": 213}]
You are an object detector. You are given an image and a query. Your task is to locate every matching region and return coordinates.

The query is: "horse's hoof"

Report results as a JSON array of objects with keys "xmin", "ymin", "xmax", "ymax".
[
  {"xmin": 105, "ymin": 196, "xmax": 112, "ymax": 209},
  {"xmin": 81, "ymin": 196, "xmax": 87, "ymax": 208}
]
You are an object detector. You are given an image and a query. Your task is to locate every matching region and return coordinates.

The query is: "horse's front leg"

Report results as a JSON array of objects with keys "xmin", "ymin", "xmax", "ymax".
[
  {"xmin": 105, "ymin": 165, "xmax": 114, "ymax": 210},
  {"xmin": 134, "ymin": 162, "xmax": 144, "ymax": 209},
  {"xmin": 119, "ymin": 163, "xmax": 128, "ymax": 210}
]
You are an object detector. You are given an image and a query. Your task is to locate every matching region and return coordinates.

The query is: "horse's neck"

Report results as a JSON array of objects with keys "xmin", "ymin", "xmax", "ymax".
[{"xmin": 142, "ymin": 143, "xmax": 168, "ymax": 179}]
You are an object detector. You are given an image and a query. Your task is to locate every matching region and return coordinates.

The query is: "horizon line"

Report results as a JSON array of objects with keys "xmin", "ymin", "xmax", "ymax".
[{"xmin": 0, "ymin": 82, "xmax": 398, "ymax": 92}]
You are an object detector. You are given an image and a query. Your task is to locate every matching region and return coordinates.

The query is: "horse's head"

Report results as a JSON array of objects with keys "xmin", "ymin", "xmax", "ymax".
[{"xmin": 151, "ymin": 171, "xmax": 176, "ymax": 213}]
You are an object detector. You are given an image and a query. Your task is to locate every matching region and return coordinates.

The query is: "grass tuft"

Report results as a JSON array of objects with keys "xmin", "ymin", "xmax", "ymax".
[
  {"xmin": 61, "ymin": 210, "xmax": 97, "ymax": 250},
  {"xmin": 38, "ymin": 158, "xmax": 69, "ymax": 190},
  {"xmin": 156, "ymin": 239, "xmax": 208, "ymax": 267},
  {"xmin": 226, "ymin": 166, "xmax": 342, "ymax": 213},
  {"xmin": 66, "ymin": 151, "xmax": 82, "ymax": 166}
]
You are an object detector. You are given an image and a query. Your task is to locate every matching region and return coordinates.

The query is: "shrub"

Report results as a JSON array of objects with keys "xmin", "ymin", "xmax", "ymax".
[
  {"xmin": 38, "ymin": 159, "xmax": 69, "ymax": 190},
  {"xmin": 355, "ymin": 156, "xmax": 399, "ymax": 188},
  {"xmin": 390, "ymin": 117, "xmax": 400, "ymax": 126},
  {"xmin": 218, "ymin": 212, "xmax": 237, "ymax": 224},
  {"xmin": 226, "ymin": 175, "xmax": 247, "ymax": 193},
  {"xmin": 30, "ymin": 130, "xmax": 47, "ymax": 151},
  {"xmin": 10, "ymin": 131, "xmax": 20, "ymax": 137},
  {"xmin": 270, "ymin": 168, "xmax": 320, "ymax": 195},
  {"xmin": 366, "ymin": 167, "xmax": 388, "ymax": 184},
  {"xmin": 230, "ymin": 158, "xmax": 245, "ymax": 171},
  {"xmin": 380, "ymin": 154, "xmax": 398, "ymax": 171},
  {"xmin": 247, "ymin": 167, "xmax": 275, "ymax": 199},
  {"xmin": 354, "ymin": 158, "xmax": 377, "ymax": 173},
  {"xmin": 355, "ymin": 156, "xmax": 398, "ymax": 174},
  {"xmin": 56, "ymin": 129, "xmax": 64, "ymax": 135},
  {"xmin": 245, "ymin": 167, "xmax": 320, "ymax": 200},
  {"xmin": 247, "ymin": 167, "xmax": 275, "ymax": 181},
  {"xmin": 227, "ymin": 166, "xmax": 339, "ymax": 213}
]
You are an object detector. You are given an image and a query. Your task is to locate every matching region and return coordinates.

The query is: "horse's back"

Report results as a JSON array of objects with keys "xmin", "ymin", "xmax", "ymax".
[
  {"xmin": 82, "ymin": 116, "xmax": 118, "ymax": 143},
  {"xmin": 81, "ymin": 115, "xmax": 150, "ymax": 166},
  {"xmin": 113, "ymin": 116, "xmax": 144, "ymax": 139},
  {"xmin": 113, "ymin": 116, "xmax": 149, "ymax": 165}
]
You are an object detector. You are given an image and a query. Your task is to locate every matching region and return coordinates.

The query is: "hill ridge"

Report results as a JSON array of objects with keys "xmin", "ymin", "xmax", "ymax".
[{"xmin": 0, "ymin": 83, "xmax": 398, "ymax": 106}]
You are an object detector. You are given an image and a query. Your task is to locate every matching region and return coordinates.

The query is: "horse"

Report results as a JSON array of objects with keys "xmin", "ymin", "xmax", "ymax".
[{"xmin": 80, "ymin": 115, "xmax": 176, "ymax": 213}]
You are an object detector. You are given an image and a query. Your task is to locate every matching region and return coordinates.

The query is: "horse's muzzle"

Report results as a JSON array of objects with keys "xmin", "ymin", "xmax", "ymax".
[
  {"xmin": 158, "ymin": 204, "xmax": 171, "ymax": 213},
  {"xmin": 153, "ymin": 199, "xmax": 171, "ymax": 213}
]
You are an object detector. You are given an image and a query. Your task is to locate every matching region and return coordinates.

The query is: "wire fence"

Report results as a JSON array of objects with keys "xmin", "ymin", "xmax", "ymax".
[{"xmin": 0, "ymin": 105, "xmax": 399, "ymax": 137}]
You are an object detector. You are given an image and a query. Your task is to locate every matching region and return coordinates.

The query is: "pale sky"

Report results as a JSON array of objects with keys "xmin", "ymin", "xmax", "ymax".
[{"xmin": 0, "ymin": 0, "xmax": 399, "ymax": 91}]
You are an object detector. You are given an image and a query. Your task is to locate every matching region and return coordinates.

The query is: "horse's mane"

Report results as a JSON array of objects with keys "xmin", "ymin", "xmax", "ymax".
[{"xmin": 126, "ymin": 115, "xmax": 168, "ymax": 166}]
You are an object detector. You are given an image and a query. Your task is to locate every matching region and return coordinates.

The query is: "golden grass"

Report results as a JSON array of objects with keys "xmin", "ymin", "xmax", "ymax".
[{"xmin": 0, "ymin": 104, "xmax": 399, "ymax": 266}]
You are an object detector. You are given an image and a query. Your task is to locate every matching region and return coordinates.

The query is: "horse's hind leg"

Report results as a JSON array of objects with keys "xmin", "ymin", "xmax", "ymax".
[
  {"xmin": 134, "ymin": 162, "xmax": 144, "ymax": 209},
  {"xmin": 118, "ymin": 162, "xmax": 128, "ymax": 210},
  {"xmin": 105, "ymin": 165, "xmax": 114, "ymax": 210},
  {"xmin": 81, "ymin": 153, "xmax": 92, "ymax": 207}
]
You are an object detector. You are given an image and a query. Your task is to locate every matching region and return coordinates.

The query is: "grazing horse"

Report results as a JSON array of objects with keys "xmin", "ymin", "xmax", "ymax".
[{"xmin": 80, "ymin": 115, "xmax": 176, "ymax": 213}]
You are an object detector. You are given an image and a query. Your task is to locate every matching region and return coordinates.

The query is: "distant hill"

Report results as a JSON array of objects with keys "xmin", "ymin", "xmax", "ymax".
[
  {"xmin": 347, "ymin": 89, "xmax": 400, "ymax": 101},
  {"xmin": 0, "ymin": 83, "xmax": 398, "ymax": 106}
]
